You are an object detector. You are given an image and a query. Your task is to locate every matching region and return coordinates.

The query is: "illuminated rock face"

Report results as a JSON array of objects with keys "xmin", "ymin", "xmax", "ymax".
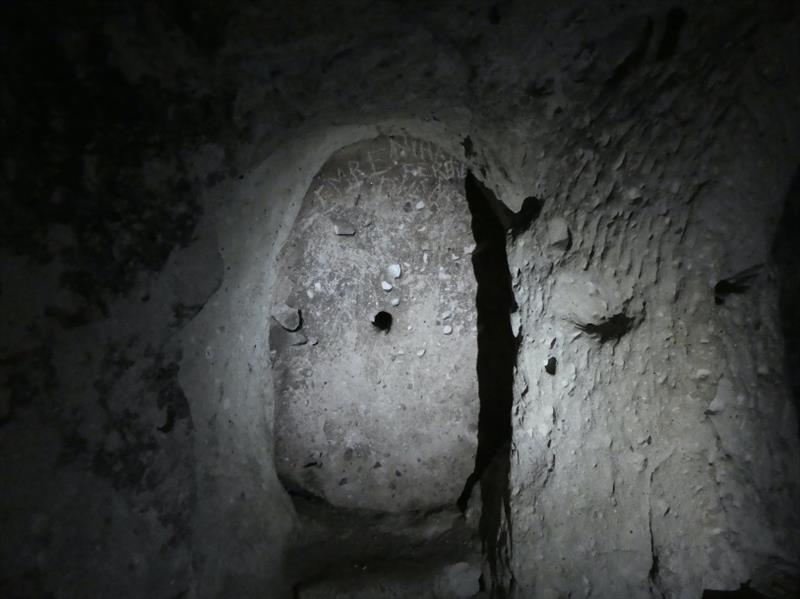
[
  {"xmin": 2, "ymin": 2, "xmax": 800, "ymax": 599},
  {"xmin": 271, "ymin": 136, "xmax": 478, "ymax": 512}
]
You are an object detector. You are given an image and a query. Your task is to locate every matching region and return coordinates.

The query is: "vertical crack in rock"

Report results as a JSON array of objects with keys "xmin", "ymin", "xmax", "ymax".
[
  {"xmin": 772, "ymin": 166, "xmax": 800, "ymax": 436},
  {"xmin": 458, "ymin": 171, "xmax": 520, "ymax": 597},
  {"xmin": 647, "ymin": 467, "xmax": 666, "ymax": 599},
  {"xmin": 606, "ymin": 17, "xmax": 654, "ymax": 87},
  {"xmin": 656, "ymin": 8, "xmax": 688, "ymax": 61}
]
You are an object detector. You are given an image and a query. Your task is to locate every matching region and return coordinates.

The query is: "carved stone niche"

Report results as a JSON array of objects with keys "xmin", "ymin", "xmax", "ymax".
[{"xmin": 271, "ymin": 136, "xmax": 479, "ymax": 513}]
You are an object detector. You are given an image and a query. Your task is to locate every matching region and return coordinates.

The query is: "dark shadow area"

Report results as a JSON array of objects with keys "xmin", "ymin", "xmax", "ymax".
[
  {"xmin": 701, "ymin": 583, "xmax": 768, "ymax": 598},
  {"xmin": 772, "ymin": 166, "xmax": 800, "ymax": 436},
  {"xmin": 575, "ymin": 312, "xmax": 634, "ymax": 343},
  {"xmin": 545, "ymin": 357, "xmax": 557, "ymax": 375},
  {"xmin": 510, "ymin": 196, "xmax": 544, "ymax": 239},
  {"xmin": 458, "ymin": 171, "xmax": 520, "ymax": 597},
  {"xmin": 656, "ymin": 7, "xmax": 688, "ymax": 61},
  {"xmin": 371, "ymin": 310, "xmax": 393, "ymax": 332},
  {"xmin": 488, "ymin": 4, "xmax": 501, "ymax": 25},
  {"xmin": 286, "ymin": 495, "xmax": 478, "ymax": 597},
  {"xmin": 714, "ymin": 264, "xmax": 762, "ymax": 305},
  {"xmin": 606, "ymin": 17, "xmax": 653, "ymax": 87}
]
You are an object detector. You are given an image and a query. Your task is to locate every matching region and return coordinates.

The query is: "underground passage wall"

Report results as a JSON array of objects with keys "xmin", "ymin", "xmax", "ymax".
[
  {"xmin": 2, "ymin": 1, "xmax": 800, "ymax": 598},
  {"xmin": 271, "ymin": 136, "xmax": 479, "ymax": 513}
]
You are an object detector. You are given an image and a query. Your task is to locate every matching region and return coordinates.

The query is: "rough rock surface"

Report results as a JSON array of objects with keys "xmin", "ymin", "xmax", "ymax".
[
  {"xmin": 271, "ymin": 136, "xmax": 478, "ymax": 513},
  {"xmin": 1, "ymin": 1, "xmax": 799, "ymax": 598}
]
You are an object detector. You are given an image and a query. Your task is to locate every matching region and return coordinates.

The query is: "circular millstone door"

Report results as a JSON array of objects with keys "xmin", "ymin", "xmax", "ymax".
[{"xmin": 271, "ymin": 136, "xmax": 479, "ymax": 513}]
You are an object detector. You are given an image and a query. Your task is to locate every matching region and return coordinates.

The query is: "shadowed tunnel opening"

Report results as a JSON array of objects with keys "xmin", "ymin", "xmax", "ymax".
[{"xmin": 458, "ymin": 171, "xmax": 520, "ymax": 594}]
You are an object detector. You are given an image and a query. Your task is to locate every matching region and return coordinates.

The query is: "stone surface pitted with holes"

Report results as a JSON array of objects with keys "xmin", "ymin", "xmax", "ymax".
[{"xmin": 271, "ymin": 136, "xmax": 479, "ymax": 512}]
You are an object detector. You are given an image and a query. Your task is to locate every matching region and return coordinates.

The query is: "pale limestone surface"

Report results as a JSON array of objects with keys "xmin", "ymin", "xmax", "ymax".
[{"xmin": 1, "ymin": 1, "xmax": 799, "ymax": 598}]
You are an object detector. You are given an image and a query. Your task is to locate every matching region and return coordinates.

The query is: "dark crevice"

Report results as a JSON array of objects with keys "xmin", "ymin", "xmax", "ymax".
[
  {"xmin": 278, "ymin": 474, "xmax": 331, "ymax": 506},
  {"xmin": 488, "ymin": 4, "xmax": 501, "ymax": 25},
  {"xmin": 458, "ymin": 171, "xmax": 518, "ymax": 597},
  {"xmin": 713, "ymin": 264, "xmax": 762, "ymax": 305},
  {"xmin": 462, "ymin": 135, "xmax": 476, "ymax": 159},
  {"xmin": 157, "ymin": 406, "xmax": 176, "ymax": 433},
  {"xmin": 370, "ymin": 310, "xmax": 393, "ymax": 332},
  {"xmin": 656, "ymin": 7, "xmax": 688, "ymax": 61},
  {"xmin": 545, "ymin": 357, "xmax": 557, "ymax": 375},
  {"xmin": 701, "ymin": 583, "xmax": 768, "ymax": 598},
  {"xmin": 606, "ymin": 17, "xmax": 654, "ymax": 87},
  {"xmin": 772, "ymin": 166, "xmax": 800, "ymax": 436},
  {"xmin": 510, "ymin": 196, "xmax": 544, "ymax": 239},
  {"xmin": 575, "ymin": 312, "xmax": 634, "ymax": 343}
]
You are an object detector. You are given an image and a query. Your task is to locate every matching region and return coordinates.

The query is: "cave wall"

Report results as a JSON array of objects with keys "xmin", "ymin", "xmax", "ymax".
[
  {"xmin": 1, "ymin": 1, "xmax": 799, "ymax": 598},
  {"xmin": 271, "ymin": 136, "xmax": 479, "ymax": 513}
]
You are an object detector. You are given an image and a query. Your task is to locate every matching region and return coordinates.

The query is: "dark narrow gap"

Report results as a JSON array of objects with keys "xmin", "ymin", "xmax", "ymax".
[
  {"xmin": 458, "ymin": 171, "xmax": 519, "ymax": 597},
  {"xmin": 772, "ymin": 166, "xmax": 800, "ymax": 437},
  {"xmin": 701, "ymin": 582, "xmax": 768, "ymax": 598},
  {"xmin": 656, "ymin": 7, "xmax": 688, "ymax": 61},
  {"xmin": 606, "ymin": 17, "xmax": 653, "ymax": 87}
]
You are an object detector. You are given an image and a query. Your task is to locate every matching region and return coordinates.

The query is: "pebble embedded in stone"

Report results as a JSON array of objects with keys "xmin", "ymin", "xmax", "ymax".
[
  {"xmin": 415, "ymin": 200, "xmax": 425, "ymax": 210},
  {"xmin": 417, "ymin": 349, "xmax": 426, "ymax": 357},
  {"xmin": 441, "ymin": 310, "xmax": 452, "ymax": 320},
  {"xmin": 288, "ymin": 332, "xmax": 308, "ymax": 346},
  {"xmin": 547, "ymin": 217, "xmax": 571, "ymax": 250},
  {"xmin": 707, "ymin": 377, "xmax": 732, "ymax": 414},
  {"xmin": 332, "ymin": 219, "xmax": 356, "ymax": 236},
  {"xmin": 443, "ymin": 325, "xmax": 453, "ymax": 335},
  {"xmin": 391, "ymin": 298, "xmax": 400, "ymax": 306},
  {"xmin": 381, "ymin": 281, "xmax": 393, "ymax": 291},
  {"xmin": 308, "ymin": 336, "xmax": 319, "ymax": 346},
  {"xmin": 387, "ymin": 263, "xmax": 402, "ymax": 279},
  {"xmin": 271, "ymin": 303, "xmax": 301, "ymax": 331}
]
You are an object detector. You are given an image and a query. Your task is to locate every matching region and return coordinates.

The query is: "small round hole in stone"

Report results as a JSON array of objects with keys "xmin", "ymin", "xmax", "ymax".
[{"xmin": 371, "ymin": 311, "xmax": 393, "ymax": 333}]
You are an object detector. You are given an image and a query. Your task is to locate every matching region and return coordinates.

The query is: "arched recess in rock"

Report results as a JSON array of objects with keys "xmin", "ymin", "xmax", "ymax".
[
  {"xmin": 178, "ymin": 120, "xmax": 527, "ymax": 597},
  {"xmin": 270, "ymin": 135, "xmax": 479, "ymax": 513}
]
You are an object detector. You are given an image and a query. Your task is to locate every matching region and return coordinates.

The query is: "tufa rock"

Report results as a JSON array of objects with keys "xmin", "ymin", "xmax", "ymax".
[
  {"xmin": 546, "ymin": 217, "xmax": 571, "ymax": 250},
  {"xmin": 271, "ymin": 303, "xmax": 302, "ymax": 331},
  {"xmin": 433, "ymin": 562, "xmax": 481, "ymax": 599},
  {"xmin": 332, "ymin": 219, "xmax": 356, "ymax": 235}
]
